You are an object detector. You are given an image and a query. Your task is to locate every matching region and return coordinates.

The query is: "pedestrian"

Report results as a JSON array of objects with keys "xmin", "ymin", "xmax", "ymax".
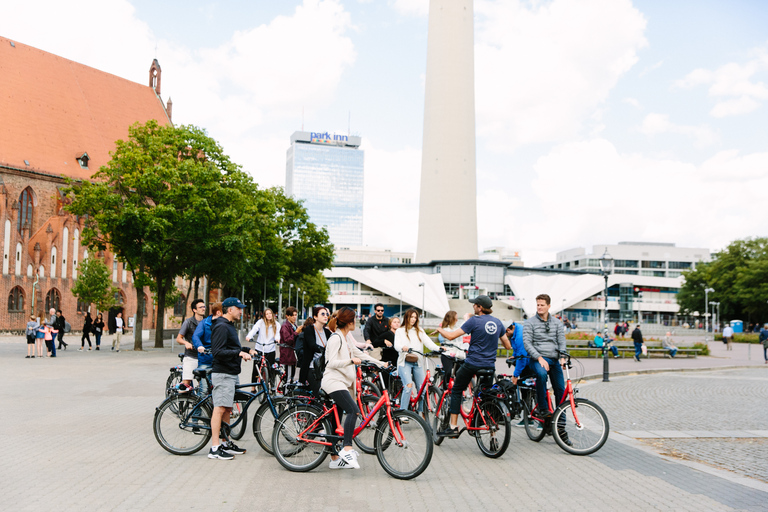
[
  {"xmin": 245, "ymin": 307, "xmax": 280, "ymax": 390},
  {"xmin": 192, "ymin": 301, "xmax": 224, "ymax": 394},
  {"xmin": 80, "ymin": 312, "xmax": 93, "ymax": 351},
  {"xmin": 93, "ymin": 313, "xmax": 105, "ymax": 350},
  {"xmin": 364, "ymin": 303, "xmax": 389, "ymax": 349},
  {"xmin": 631, "ymin": 324, "xmax": 644, "ymax": 362},
  {"xmin": 43, "ymin": 308, "xmax": 58, "ymax": 356},
  {"xmin": 26, "ymin": 314, "xmax": 39, "ymax": 358},
  {"xmin": 759, "ymin": 324, "xmax": 768, "ymax": 364},
  {"xmin": 437, "ymin": 310, "xmax": 465, "ymax": 387},
  {"xmin": 279, "ymin": 306, "xmax": 299, "ymax": 384},
  {"xmin": 322, "ymin": 307, "xmax": 386, "ymax": 469},
  {"xmin": 436, "ymin": 295, "xmax": 511, "ymax": 438},
  {"xmin": 35, "ymin": 312, "xmax": 46, "ymax": 357},
  {"xmin": 208, "ymin": 297, "xmax": 252, "ymax": 460},
  {"xmin": 175, "ymin": 299, "xmax": 206, "ymax": 392},
  {"xmin": 394, "ymin": 308, "xmax": 442, "ymax": 413},
  {"xmin": 112, "ymin": 312, "xmax": 124, "ymax": 352},
  {"xmin": 722, "ymin": 324, "xmax": 734, "ymax": 351},
  {"xmin": 55, "ymin": 309, "xmax": 68, "ymax": 350},
  {"xmin": 662, "ymin": 331, "xmax": 678, "ymax": 358},
  {"xmin": 614, "ymin": 322, "xmax": 621, "ymax": 339},
  {"xmin": 298, "ymin": 306, "xmax": 333, "ymax": 396},
  {"xmin": 371, "ymin": 316, "xmax": 400, "ymax": 390}
]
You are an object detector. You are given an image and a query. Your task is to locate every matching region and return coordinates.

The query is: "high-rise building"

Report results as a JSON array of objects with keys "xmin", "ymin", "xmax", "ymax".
[
  {"xmin": 286, "ymin": 131, "xmax": 364, "ymax": 247},
  {"xmin": 416, "ymin": 0, "xmax": 478, "ymax": 263}
]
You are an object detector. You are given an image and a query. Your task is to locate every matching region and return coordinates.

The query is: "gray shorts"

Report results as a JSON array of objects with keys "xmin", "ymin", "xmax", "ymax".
[{"xmin": 211, "ymin": 373, "xmax": 239, "ymax": 408}]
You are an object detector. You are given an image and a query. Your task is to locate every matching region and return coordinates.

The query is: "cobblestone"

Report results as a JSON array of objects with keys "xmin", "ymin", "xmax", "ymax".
[{"xmin": 1, "ymin": 336, "xmax": 767, "ymax": 511}]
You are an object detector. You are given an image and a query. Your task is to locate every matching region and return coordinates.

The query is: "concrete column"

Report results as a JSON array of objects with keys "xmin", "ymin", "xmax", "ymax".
[{"xmin": 416, "ymin": 0, "xmax": 478, "ymax": 262}]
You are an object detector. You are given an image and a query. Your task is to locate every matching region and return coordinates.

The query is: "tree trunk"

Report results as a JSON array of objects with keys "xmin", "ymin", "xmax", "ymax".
[
  {"xmin": 194, "ymin": 276, "xmax": 200, "ymax": 300},
  {"xmin": 154, "ymin": 279, "xmax": 168, "ymax": 348},
  {"xmin": 180, "ymin": 277, "xmax": 192, "ymax": 324},
  {"xmin": 134, "ymin": 283, "xmax": 144, "ymax": 351}
]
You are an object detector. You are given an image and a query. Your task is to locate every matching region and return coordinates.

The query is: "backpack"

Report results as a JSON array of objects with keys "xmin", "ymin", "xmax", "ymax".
[
  {"xmin": 294, "ymin": 331, "xmax": 306, "ymax": 366},
  {"xmin": 64, "ymin": 321, "xmax": 71, "ymax": 333}
]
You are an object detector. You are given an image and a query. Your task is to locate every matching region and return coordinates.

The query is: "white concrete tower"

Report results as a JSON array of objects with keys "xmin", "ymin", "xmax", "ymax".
[{"xmin": 416, "ymin": 0, "xmax": 478, "ymax": 263}]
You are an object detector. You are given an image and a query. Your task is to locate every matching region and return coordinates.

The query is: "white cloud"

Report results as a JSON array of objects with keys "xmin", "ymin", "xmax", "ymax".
[
  {"xmin": 510, "ymin": 138, "xmax": 768, "ymax": 263},
  {"xmin": 623, "ymin": 97, "xmax": 642, "ymax": 109},
  {"xmin": 391, "ymin": 0, "xmax": 429, "ymax": 17},
  {"xmin": 674, "ymin": 46, "xmax": 768, "ymax": 118},
  {"xmin": 639, "ymin": 113, "xmax": 718, "ymax": 148},
  {"xmin": 474, "ymin": 0, "xmax": 648, "ymax": 151}
]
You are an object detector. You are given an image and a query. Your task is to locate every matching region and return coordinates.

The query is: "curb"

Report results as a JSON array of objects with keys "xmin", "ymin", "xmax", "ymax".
[{"xmin": 581, "ymin": 364, "xmax": 767, "ymax": 382}]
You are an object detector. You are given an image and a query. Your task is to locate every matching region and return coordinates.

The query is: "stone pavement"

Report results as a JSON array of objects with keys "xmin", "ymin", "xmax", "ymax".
[{"xmin": 1, "ymin": 334, "xmax": 767, "ymax": 511}]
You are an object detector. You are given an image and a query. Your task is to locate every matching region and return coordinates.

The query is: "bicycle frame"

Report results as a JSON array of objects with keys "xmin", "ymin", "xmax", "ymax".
[
  {"xmin": 436, "ymin": 374, "xmax": 498, "ymax": 434},
  {"xmin": 528, "ymin": 357, "xmax": 582, "ymax": 427}
]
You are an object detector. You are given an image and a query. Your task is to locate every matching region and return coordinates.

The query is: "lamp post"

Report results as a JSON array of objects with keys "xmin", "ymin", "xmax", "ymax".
[
  {"xmin": 288, "ymin": 283, "xmax": 293, "ymax": 317},
  {"xmin": 418, "ymin": 282, "xmax": 425, "ymax": 319},
  {"xmin": 296, "ymin": 287, "xmax": 300, "ymax": 312},
  {"xmin": 278, "ymin": 278, "xmax": 283, "ymax": 321},
  {"xmin": 301, "ymin": 291, "xmax": 306, "ymax": 320},
  {"xmin": 704, "ymin": 287, "xmax": 714, "ymax": 340},
  {"xmin": 599, "ymin": 248, "xmax": 614, "ymax": 382},
  {"xmin": 397, "ymin": 292, "xmax": 402, "ymax": 317}
]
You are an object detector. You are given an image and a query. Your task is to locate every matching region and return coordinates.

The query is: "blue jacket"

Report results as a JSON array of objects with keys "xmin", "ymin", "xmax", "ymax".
[
  {"xmin": 192, "ymin": 315, "xmax": 218, "ymax": 366},
  {"xmin": 508, "ymin": 322, "xmax": 529, "ymax": 378}
]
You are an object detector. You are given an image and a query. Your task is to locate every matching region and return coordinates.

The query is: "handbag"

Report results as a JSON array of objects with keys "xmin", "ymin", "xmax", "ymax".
[
  {"xmin": 405, "ymin": 353, "xmax": 418, "ymax": 363},
  {"xmin": 641, "ymin": 344, "xmax": 647, "ymax": 356}
]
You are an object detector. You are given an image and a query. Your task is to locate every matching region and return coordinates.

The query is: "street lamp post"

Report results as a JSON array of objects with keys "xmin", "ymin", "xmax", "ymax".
[
  {"xmin": 301, "ymin": 291, "xmax": 306, "ymax": 320},
  {"xmin": 288, "ymin": 283, "xmax": 293, "ymax": 317},
  {"xmin": 296, "ymin": 287, "xmax": 300, "ymax": 312},
  {"xmin": 397, "ymin": 292, "xmax": 402, "ymax": 317},
  {"xmin": 599, "ymin": 248, "xmax": 614, "ymax": 383},
  {"xmin": 418, "ymin": 282, "xmax": 425, "ymax": 319},
  {"xmin": 278, "ymin": 278, "xmax": 283, "ymax": 321},
  {"xmin": 704, "ymin": 287, "xmax": 714, "ymax": 340}
]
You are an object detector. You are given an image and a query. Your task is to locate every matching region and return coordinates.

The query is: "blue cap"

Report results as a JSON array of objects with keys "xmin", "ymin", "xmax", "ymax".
[{"xmin": 222, "ymin": 297, "xmax": 246, "ymax": 309}]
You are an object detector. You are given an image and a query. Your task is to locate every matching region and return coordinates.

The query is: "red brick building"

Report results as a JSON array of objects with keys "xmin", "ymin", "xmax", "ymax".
[{"xmin": 0, "ymin": 36, "xmax": 174, "ymax": 332}]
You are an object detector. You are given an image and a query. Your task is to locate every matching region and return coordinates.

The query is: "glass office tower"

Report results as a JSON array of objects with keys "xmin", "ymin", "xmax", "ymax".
[{"xmin": 286, "ymin": 131, "xmax": 364, "ymax": 247}]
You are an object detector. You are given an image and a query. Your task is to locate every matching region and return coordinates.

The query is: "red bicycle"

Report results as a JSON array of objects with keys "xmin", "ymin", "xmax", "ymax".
[{"xmin": 271, "ymin": 366, "xmax": 433, "ymax": 480}]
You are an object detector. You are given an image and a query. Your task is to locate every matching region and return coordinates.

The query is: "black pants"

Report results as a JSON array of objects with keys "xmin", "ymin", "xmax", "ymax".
[
  {"xmin": 81, "ymin": 332, "xmax": 92, "ymax": 348},
  {"xmin": 450, "ymin": 362, "xmax": 492, "ymax": 415},
  {"xmin": 57, "ymin": 331, "xmax": 65, "ymax": 348},
  {"xmin": 329, "ymin": 390, "xmax": 359, "ymax": 447},
  {"xmin": 252, "ymin": 351, "xmax": 276, "ymax": 388},
  {"xmin": 440, "ymin": 354, "xmax": 458, "ymax": 388}
]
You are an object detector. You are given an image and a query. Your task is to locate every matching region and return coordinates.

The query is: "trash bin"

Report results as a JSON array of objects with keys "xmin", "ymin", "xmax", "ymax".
[{"xmin": 730, "ymin": 320, "xmax": 743, "ymax": 333}]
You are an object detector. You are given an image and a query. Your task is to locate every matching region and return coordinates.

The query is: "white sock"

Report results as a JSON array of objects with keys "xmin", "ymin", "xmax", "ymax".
[{"xmin": 212, "ymin": 445, "xmax": 220, "ymax": 451}]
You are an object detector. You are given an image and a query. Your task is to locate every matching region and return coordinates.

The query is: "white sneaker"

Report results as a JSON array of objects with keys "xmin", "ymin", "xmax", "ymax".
[{"xmin": 340, "ymin": 449, "xmax": 360, "ymax": 469}]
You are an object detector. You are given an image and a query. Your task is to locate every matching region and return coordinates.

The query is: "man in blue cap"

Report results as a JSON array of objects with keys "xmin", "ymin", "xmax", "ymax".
[{"xmin": 208, "ymin": 297, "xmax": 254, "ymax": 460}]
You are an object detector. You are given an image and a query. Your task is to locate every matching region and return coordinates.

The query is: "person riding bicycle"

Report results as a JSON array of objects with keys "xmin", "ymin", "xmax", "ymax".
[
  {"xmin": 394, "ymin": 308, "xmax": 442, "ymax": 413},
  {"xmin": 435, "ymin": 295, "xmax": 511, "ymax": 438},
  {"xmin": 522, "ymin": 294, "xmax": 567, "ymax": 418},
  {"xmin": 322, "ymin": 307, "xmax": 387, "ymax": 469},
  {"xmin": 192, "ymin": 301, "xmax": 223, "ymax": 393}
]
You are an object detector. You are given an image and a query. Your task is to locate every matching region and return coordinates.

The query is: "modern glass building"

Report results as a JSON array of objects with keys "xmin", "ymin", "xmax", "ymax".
[{"xmin": 286, "ymin": 131, "xmax": 364, "ymax": 247}]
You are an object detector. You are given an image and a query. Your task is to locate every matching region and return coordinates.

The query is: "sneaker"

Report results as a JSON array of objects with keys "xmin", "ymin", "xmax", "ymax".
[
  {"xmin": 633, "ymin": 355, "xmax": 639, "ymax": 362},
  {"xmin": 515, "ymin": 419, "xmax": 525, "ymax": 427},
  {"xmin": 96, "ymin": 347, "xmax": 100, "ymax": 350},
  {"xmin": 208, "ymin": 446, "xmax": 234, "ymax": 460},
  {"xmin": 221, "ymin": 441, "xmax": 246, "ymax": 455},
  {"xmin": 116, "ymin": 350, "xmax": 120, "ymax": 353},
  {"xmin": 25, "ymin": 355, "xmax": 30, "ymax": 358},
  {"xmin": 537, "ymin": 408, "xmax": 553, "ymax": 418},
  {"xmin": 399, "ymin": 416, "xmax": 410, "ymax": 425},
  {"xmin": 329, "ymin": 456, "xmax": 356, "ymax": 470},
  {"xmin": 339, "ymin": 449, "xmax": 360, "ymax": 469},
  {"xmin": 78, "ymin": 348, "xmax": 83, "ymax": 351},
  {"xmin": 437, "ymin": 426, "xmax": 460, "ymax": 438},
  {"xmin": 111, "ymin": 347, "xmax": 114, "ymax": 351},
  {"xmin": 175, "ymin": 383, "xmax": 193, "ymax": 393},
  {"xmin": 557, "ymin": 429, "xmax": 573, "ymax": 446}
]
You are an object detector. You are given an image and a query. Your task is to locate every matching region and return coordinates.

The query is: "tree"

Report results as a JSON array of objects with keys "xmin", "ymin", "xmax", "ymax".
[
  {"xmin": 65, "ymin": 121, "xmax": 254, "ymax": 349},
  {"xmin": 71, "ymin": 257, "xmax": 120, "ymax": 313}
]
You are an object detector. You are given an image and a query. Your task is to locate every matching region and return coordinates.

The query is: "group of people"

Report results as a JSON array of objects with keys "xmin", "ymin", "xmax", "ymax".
[{"xmin": 23, "ymin": 308, "xmax": 124, "ymax": 358}]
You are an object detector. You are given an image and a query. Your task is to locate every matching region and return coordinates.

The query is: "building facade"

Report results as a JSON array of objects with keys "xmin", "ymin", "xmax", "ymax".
[
  {"xmin": 286, "ymin": 131, "xmax": 364, "ymax": 247},
  {"xmin": 0, "ymin": 36, "xmax": 172, "ymax": 332}
]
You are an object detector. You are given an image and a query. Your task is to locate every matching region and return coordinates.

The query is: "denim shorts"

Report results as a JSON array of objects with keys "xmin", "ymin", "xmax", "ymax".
[{"xmin": 211, "ymin": 373, "xmax": 239, "ymax": 408}]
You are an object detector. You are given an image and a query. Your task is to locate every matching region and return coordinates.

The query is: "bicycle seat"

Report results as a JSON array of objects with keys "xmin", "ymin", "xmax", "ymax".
[
  {"xmin": 475, "ymin": 369, "xmax": 495, "ymax": 377},
  {"xmin": 192, "ymin": 368, "xmax": 211, "ymax": 379}
]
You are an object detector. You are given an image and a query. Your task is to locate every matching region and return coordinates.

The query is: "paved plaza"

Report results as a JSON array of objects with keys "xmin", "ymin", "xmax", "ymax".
[{"xmin": 2, "ymin": 333, "xmax": 767, "ymax": 511}]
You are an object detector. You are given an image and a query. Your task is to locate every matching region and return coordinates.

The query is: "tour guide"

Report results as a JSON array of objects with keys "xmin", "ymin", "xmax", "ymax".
[
  {"xmin": 435, "ymin": 295, "xmax": 511, "ymax": 438},
  {"xmin": 208, "ymin": 297, "xmax": 254, "ymax": 460}
]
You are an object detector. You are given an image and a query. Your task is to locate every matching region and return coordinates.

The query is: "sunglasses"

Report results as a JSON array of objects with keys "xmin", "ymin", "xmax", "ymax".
[
  {"xmin": 318, "ymin": 312, "xmax": 328, "ymax": 317},
  {"xmin": 545, "ymin": 322, "xmax": 550, "ymax": 333},
  {"xmin": 375, "ymin": 309, "xmax": 384, "ymax": 313}
]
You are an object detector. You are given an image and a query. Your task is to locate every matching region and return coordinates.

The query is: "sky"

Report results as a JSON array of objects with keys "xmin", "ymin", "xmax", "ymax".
[{"xmin": 2, "ymin": 0, "xmax": 768, "ymax": 265}]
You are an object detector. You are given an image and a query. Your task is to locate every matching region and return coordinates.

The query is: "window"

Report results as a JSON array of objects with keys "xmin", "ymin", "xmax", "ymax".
[
  {"xmin": 17, "ymin": 188, "xmax": 34, "ymax": 235},
  {"xmin": 173, "ymin": 294, "xmax": 186, "ymax": 316},
  {"xmin": 8, "ymin": 286, "xmax": 24, "ymax": 312},
  {"xmin": 668, "ymin": 261, "xmax": 692, "ymax": 269},
  {"xmin": 614, "ymin": 260, "xmax": 639, "ymax": 268},
  {"xmin": 15, "ymin": 242, "xmax": 22, "ymax": 275},
  {"xmin": 50, "ymin": 246, "xmax": 57, "ymax": 278},
  {"xmin": 113, "ymin": 291, "xmax": 125, "ymax": 305},
  {"xmin": 641, "ymin": 261, "xmax": 666, "ymax": 269},
  {"xmin": 45, "ymin": 288, "xmax": 61, "ymax": 312},
  {"xmin": 76, "ymin": 299, "xmax": 89, "ymax": 313}
]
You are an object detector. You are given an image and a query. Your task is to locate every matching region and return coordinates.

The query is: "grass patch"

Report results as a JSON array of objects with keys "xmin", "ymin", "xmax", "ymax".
[{"xmin": 714, "ymin": 333, "xmax": 760, "ymax": 343}]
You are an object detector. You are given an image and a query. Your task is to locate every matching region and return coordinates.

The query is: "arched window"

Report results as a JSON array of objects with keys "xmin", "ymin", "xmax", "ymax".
[
  {"xmin": 112, "ymin": 259, "xmax": 118, "ymax": 282},
  {"xmin": 8, "ymin": 286, "xmax": 24, "ymax": 312},
  {"xmin": 38, "ymin": 265, "xmax": 45, "ymax": 278},
  {"xmin": 113, "ymin": 290, "xmax": 125, "ymax": 305},
  {"xmin": 173, "ymin": 294, "xmax": 186, "ymax": 316},
  {"xmin": 61, "ymin": 227, "xmax": 68, "ymax": 279},
  {"xmin": 27, "ymin": 264, "xmax": 33, "ymax": 277},
  {"xmin": 17, "ymin": 188, "xmax": 34, "ymax": 235},
  {"xmin": 72, "ymin": 228, "xmax": 80, "ymax": 279},
  {"xmin": 50, "ymin": 246, "xmax": 57, "ymax": 278},
  {"xmin": 45, "ymin": 288, "xmax": 61, "ymax": 312},
  {"xmin": 15, "ymin": 243, "xmax": 22, "ymax": 275},
  {"xmin": 77, "ymin": 298, "xmax": 89, "ymax": 313}
]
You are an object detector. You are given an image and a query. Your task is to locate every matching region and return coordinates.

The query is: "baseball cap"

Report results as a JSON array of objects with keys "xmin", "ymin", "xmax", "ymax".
[
  {"xmin": 222, "ymin": 297, "xmax": 246, "ymax": 309},
  {"xmin": 469, "ymin": 295, "xmax": 492, "ymax": 309}
]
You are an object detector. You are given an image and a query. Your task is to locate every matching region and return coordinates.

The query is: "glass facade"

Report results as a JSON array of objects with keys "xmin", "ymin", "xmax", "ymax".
[{"xmin": 287, "ymin": 140, "xmax": 364, "ymax": 247}]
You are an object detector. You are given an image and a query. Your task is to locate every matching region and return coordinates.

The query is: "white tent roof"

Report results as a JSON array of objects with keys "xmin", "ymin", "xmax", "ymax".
[{"xmin": 324, "ymin": 267, "xmax": 450, "ymax": 318}]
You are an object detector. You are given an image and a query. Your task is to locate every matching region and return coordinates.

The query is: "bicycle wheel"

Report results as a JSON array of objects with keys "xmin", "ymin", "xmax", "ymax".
[
  {"xmin": 354, "ymin": 395, "xmax": 383, "ymax": 455},
  {"xmin": 253, "ymin": 398, "xmax": 289, "ymax": 454},
  {"xmin": 228, "ymin": 393, "xmax": 250, "ymax": 440},
  {"xmin": 473, "ymin": 400, "xmax": 511, "ymax": 458},
  {"xmin": 272, "ymin": 405, "xmax": 330, "ymax": 472},
  {"xmin": 165, "ymin": 370, "xmax": 182, "ymax": 399},
  {"xmin": 361, "ymin": 381, "xmax": 381, "ymax": 398},
  {"xmin": 423, "ymin": 385, "xmax": 441, "ymax": 432},
  {"xmin": 431, "ymin": 390, "xmax": 450, "ymax": 446},
  {"xmin": 154, "ymin": 395, "xmax": 211, "ymax": 455},
  {"xmin": 551, "ymin": 398, "xmax": 609, "ymax": 455},
  {"xmin": 523, "ymin": 401, "xmax": 546, "ymax": 442},
  {"xmin": 374, "ymin": 410, "xmax": 433, "ymax": 480}
]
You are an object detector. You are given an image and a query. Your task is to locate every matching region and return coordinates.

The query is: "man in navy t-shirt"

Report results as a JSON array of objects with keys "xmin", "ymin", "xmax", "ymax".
[{"xmin": 435, "ymin": 295, "xmax": 511, "ymax": 438}]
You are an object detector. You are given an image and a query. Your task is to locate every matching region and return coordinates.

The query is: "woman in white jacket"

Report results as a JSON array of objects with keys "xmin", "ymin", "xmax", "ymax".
[
  {"xmin": 322, "ymin": 307, "xmax": 385, "ymax": 470},
  {"xmin": 394, "ymin": 308, "xmax": 441, "ymax": 412}
]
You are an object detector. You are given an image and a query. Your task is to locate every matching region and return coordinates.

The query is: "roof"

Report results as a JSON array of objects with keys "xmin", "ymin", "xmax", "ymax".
[{"xmin": 0, "ymin": 36, "xmax": 171, "ymax": 180}]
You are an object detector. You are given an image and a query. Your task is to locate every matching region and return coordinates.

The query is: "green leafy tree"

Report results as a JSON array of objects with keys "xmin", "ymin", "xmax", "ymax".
[
  {"xmin": 65, "ymin": 120, "xmax": 254, "ymax": 349},
  {"xmin": 71, "ymin": 257, "xmax": 120, "ymax": 313}
]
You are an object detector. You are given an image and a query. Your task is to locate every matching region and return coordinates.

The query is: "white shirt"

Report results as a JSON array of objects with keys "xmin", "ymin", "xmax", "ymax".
[
  {"xmin": 246, "ymin": 319, "xmax": 281, "ymax": 353},
  {"xmin": 394, "ymin": 326, "xmax": 441, "ymax": 367},
  {"xmin": 722, "ymin": 326, "xmax": 734, "ymax": 337},
  {"xmin": 115, "ymin": 317, "xmax": 123, "ymax": 333}
]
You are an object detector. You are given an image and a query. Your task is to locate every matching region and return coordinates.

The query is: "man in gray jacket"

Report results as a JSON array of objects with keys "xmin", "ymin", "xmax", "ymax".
[{"xmin": 523, "ymin": 294, "xmax": 567, "ymax": 417}]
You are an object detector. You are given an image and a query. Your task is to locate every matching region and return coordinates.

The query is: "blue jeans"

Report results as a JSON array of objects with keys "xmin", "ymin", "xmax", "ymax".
[
  {"xmin": 398, "ymin": 361, "xmax": 425, "ymax": 411},
  {"xmin": 668, "ymin": 348, "xmax": 678, "ymax": 358},
  {"xmin": 530, "ymin": 357, "xmax": 565, "ymax": 413},
  {"xmin": 634, "ymin": 342, "xmax": 643, "ymax": 359}
]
